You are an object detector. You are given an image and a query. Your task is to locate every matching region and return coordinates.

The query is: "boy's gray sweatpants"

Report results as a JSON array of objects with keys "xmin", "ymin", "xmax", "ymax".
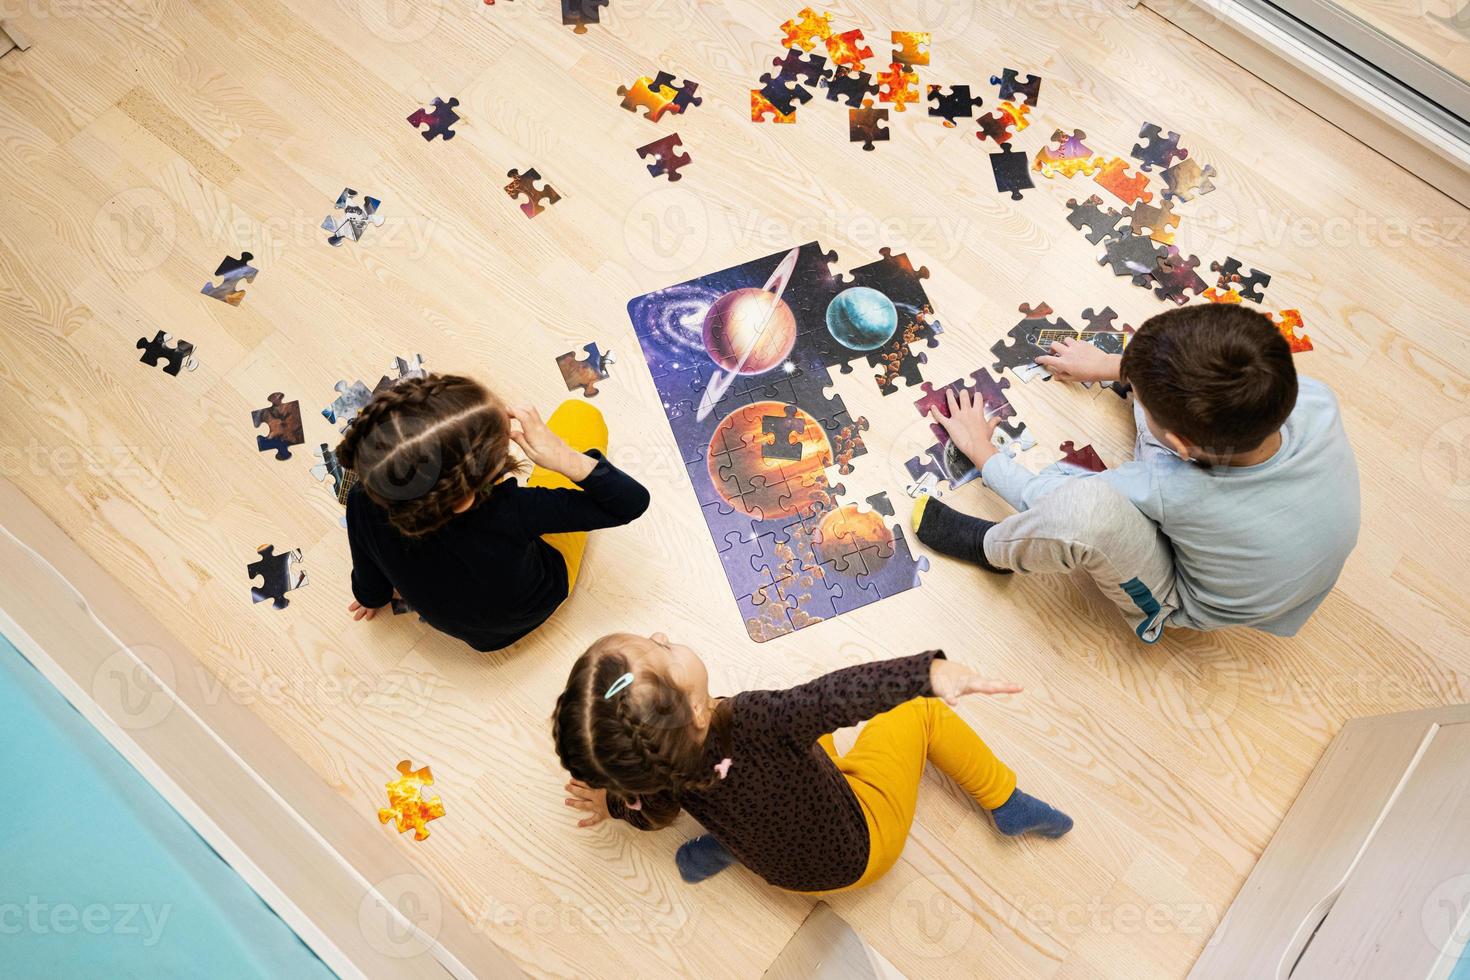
[{"xmin": 983, "ymin": 477, "xmax": 1180, "ymax": 643}]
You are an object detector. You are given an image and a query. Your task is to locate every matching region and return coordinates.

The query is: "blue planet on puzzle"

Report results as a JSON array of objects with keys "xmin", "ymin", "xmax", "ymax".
[{"xmin": 825, "ymin": 286, "xmax": 898, "ymax": 351}]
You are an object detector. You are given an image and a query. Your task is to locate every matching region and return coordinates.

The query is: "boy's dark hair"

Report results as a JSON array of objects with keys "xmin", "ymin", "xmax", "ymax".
[
  {"xmin": 335, "ymin": 373, "xmax": 525, "ymax": 536},
  {"xmin": 1121, "ymin": 305, "xmax": 1297, "ymax": 455}
]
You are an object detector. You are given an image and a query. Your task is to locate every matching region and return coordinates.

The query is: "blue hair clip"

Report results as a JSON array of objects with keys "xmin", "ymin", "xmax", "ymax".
[{"xmin": 603, "ymin": 672, "xmax": 634, "ymax": 700}]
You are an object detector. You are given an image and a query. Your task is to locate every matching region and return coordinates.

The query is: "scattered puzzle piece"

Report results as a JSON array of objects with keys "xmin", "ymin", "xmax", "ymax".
[
  {"xmin": 310, "ymin": 443, "xmax": 357, "ymax": 516},
  {"xmin": 562, "ymin": 0, "xmax": 608, "ymax": 33},
  {"xmin": 617, "ymin": 75, "xmax": 678, "ymax": 120},
  {"xmin": 322, "ymin": 188, "xmax": 383, "ymax": 246},
  {"xmin": 989, "ymin": 143, "xmax": 1033, "ymax": 200},
  {"xmin": 1066, "ymin": 195, "xmax": 1124, "ymax": 244},
  {"xmin": 1162, "ymin": 157, "xmax": 1217, "ymax": 202},
  {"xmin": 891, "ymin": 31, "xmax": 930, "ymax": 67},
  {"xmin": 824, "ymin": 67, "xmax": 877, "ymax": 106},
  {"xmin": 377, "ymin": 760, "xmax": 445, "ymax": 842},
  {"xmin": 975, "ymin": 100, "xmax": 1029, "ymax": 144},
  {"xmin": 557, "ymin": 343, "xmax": 615, "ymax": 397},
  {"xmin": 1271, "ymin": 309, "xmax": 1313, "ymax": 352},
  {"xmin": 322, "ymin": 379, "xmax": 374, "ymax": 429},
  {"xmin": 252, "ymin": 392, "xmax": 304, "ymax": 461},
  {"xmin": 136, "ymin": 331, "xmax": 198, "ymax": 375},
  {"xmin": 636, "ymin": 132, "xmax": 692, "ymax": 181},
  {"xmin": 201, "ymin": 251, "xmax": 256, "ymax": 305},
  {"xmin": 825, "ymin": 29, "xmax": 873, "ymax": 71},
  {"xmin": 781, "ymin": 7, "xmax": 833, "ymax": 50},
  {"xmin": 990, "ymin": 69, "xmax": 1041, "ymax": 106},
  {"xmin": 875, "ymin": 61, "xmax": 920, "ymax": 111},
  {"xmin": 990, "ymin": 302, "xmax": 1071, "ymax": 380},
  {"xmin": 1121, "ymin": 199, "xmax": 1181, "ymax": 245},
  {"xmin": 752, "ymin": 89, "xmax": 798, "ymax": 122},
  {"xmin": 1131, "ymin": 122, "xmax": 1188, "ymax": 172},
  {"xmin": 248, "ymin": 544, "xmax": 306, "ymax": 610},
  {"xmin": 926, "ymin": 84, "xmax": 983, "ymax": 126},
  {"xmin": 651, "ymin": 71, "xmax": 703, "ymax": 112},
  {"xmin": 1098, "ymin": 230, "xmax": 1168, "ymax": 288},
  {"xmin": 1210, "ymin": 257, "xmax": 1272, "ymax": 302},
  {"xmin": 406, "ymin": 97, "xmax": 459, "ymax": 141},
  {"xmin": 849, "ymin": 98, "xmax": 889, "ymax": 150},
  {"xmin": 1034, "ymin": 128, "xmax": 1104, "ymax": 178},
  {"xmin": 1153, "ymin": 247, "xmax": 1208, "ymax": 304},
  {"xmin": 505, "ymin": 168, "xmax": 561, "ymax": 218},
  {"xmin": 1059, "ymin": 441, "xmax": 1107, "ymax": 472},
  {"xmin": 1093, "ymin": 157, "xmax": 1154, "ymax": 205}
]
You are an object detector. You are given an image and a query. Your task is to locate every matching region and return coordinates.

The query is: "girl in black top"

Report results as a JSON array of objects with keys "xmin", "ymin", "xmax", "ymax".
[
  {"xmin": 341, "ymin": 374, "xmax": 649, "ymax": 651},
  {"xmin": 552, "ymin": 634, "xmax": 1074, "ymax": 892}
]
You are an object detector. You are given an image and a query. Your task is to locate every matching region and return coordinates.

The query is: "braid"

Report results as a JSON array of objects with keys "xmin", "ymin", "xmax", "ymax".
[
  {"xmin": 551, "ymin": 637, "xmax": 723, "ymax": 802},
  {"xmin": 335, "ymin": 373, "xmax": 520, "ymax": 537}
]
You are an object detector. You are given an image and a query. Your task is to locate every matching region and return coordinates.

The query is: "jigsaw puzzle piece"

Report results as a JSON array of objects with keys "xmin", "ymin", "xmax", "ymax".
[
  {"xmin": 781, "ymin": 7, "xmax": 833, "ymax": 51},
  {"xmin": 322, "ymin": 379, "xmax": 374, "ymax": 428},
  {"xmin": 201, "ymin": 251, "xmax": 257, "ymax": 305},
  {"xmin": 252, "ymin": 392, "xmax": 304, "ymax": 460},
  {"xmin": 1271, "ymin": 309, "xmax": 1314, "ymax": 352},
  {"xmin": 989, "ymin": 143, "xmax": 1034, "ymax": 200},
  {"xmin": 1058, "ymin": 440, "xmax": 1107, "ymax": 473},
  {"xmin": 1066, "ymin": 195, "xmax": 1124, "ymax": 244},
  {"xmin": 322, "ymin": 187, "xmax": 383, "ymax": 246},
  {"xmin": 891, "ymin": 31, "xmax": 929, "ymax": 66},
  {"xmin": 1098, "ymin": 229, "xmax": 1168, "ymax": 288},
  {"xmin": 874, "ymin": 62, "xmax": 920, "ymax": 111},
  {"xmin": 1153, "ymin": 247, "xmax": 1208, "ymax": 305},
  {"xmin": 136, "ymin": 331, "xmax": 198, "ymax": 375},
  {"xmin": 926, "ymin": 84, "xmax": 983, "ymax": 126},
  {"xmin": 1209, "ymin": 257, "xmax": 1272, "ymax": 302},
  {"xmin": 1120, "ymin": 199, "xmax": 1180, "ymax": 245},
  {"xmin": 1131, "ymin": 122, "xmax": 1188, "ymax": 172},
  {"xmin": 505, "ymin": 168, "xmax": 561, "ymax": 218},
  {"xmin": 990, "ymin": 68, "xmax": 1041, "ymax": 106},
  {"xmin": 406, "ymin": 97, "xmax": 460, "ymax": 141},
  {"xmin": 1162, "ymin": 157, "xmax": 1217, "ymax": 202},
  {"xmin": 562, "ymin": 0, "xmax": 609, "ymax": 33},
  {"xmin": 636, "ymin": 133, "xmax": 692, "ymax": 181},
  {"xmin": 752, "ymin": 89, "xmax": 799, "ymax": 122},
  {"xmin": 848, "ymin": 98, "xmax": 889, "ymax": 150},
  {"xmin": 824, "ymin": 68, "xmax": 877, "ymax": 107},
  {"xmin": 617, "ymin": 75, "xmax": 679, "ymax": 121},
  {"xmin": 975, "ymin": 101, "xmax": 1029, "ymax": 144},
  {"xmin": 556, "ymin": 343, "xmax": 615, "ymax": 397},
  {"xmin": 825, "ymin": 29, "xmax": 874, "ymax": 71},
  {"xmin": 1033, "ymin": 128, "xmax": 1103, "ymax": 178},
  {"xmin": 248, "ymin": 545, "xmax": 307, "ymax": 610},
  {"xmin": 1093, "ymin": 158, "xmax": 1154, "ymax": 205}
]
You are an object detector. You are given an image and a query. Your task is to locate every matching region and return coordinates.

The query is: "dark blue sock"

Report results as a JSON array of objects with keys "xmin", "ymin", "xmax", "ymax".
[
  {"xmin": 676, "ymin": 835, "xmax": 736, "ymax": 883},
  {"xmin": 992, "ymin": 789, "xmax": 1073, "ymax": 839}
]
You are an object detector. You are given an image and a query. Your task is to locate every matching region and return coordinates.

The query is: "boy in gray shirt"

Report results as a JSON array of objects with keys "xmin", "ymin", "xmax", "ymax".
[{"xmin": 912, "ymin": 305, "xmax": 1360, "ymax": 642}]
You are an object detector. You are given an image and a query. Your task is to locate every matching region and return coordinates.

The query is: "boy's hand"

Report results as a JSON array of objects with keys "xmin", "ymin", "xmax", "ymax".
[
  {"xmin": 509, "ymin": 406, "xmax": 596, "ymax": 482},
  {"xmin": 929, "ymin": 658, "xmax": 1022, "ymax": 704},
  {"xmin": 1035, "ymin": 338, "xmax": 1123, "ymax": 384},
  {"xmin": 564, "ymin": 779, "xmax": 611, "ymax": 828},
  {"xmin": 928, "ymin": 387, "xmax": 1002, "ymax": 470},
  {"xmin": 348, "ymin": 599, "xmax": 387, "ymax": 621}
]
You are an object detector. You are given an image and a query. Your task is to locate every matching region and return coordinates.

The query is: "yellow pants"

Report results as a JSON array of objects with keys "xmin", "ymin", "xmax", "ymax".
[
  {"xmin": 525, "ymin": 400, "xmax": 608, "ymax": 590},
  {"xmin": 815, "ymin": 698, "xmax": 1017, "ymax": 893}
]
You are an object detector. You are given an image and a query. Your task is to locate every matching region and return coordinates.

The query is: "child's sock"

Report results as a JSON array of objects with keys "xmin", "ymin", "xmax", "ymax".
[
  {"xmin": 991, "ymin": 789, "xmax": 1074, "ymax": 839},
  {"xmin": 911, "ymin": 495, "xmax": 1012, "ymax": 574},
  {"xmin": 675, "ymin": 835, "xmax": 736, "ymax": 883}
]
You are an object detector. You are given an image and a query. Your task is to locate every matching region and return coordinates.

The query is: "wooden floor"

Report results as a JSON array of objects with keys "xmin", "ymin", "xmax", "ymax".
[{"xmin": 2, "ymin": 2, "xmax": 1468, "ymax": 977}]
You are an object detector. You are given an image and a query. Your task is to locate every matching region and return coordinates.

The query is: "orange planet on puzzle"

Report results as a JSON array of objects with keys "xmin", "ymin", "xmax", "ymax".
[
  {"xmin": 815, "ymin": 504, "xmax": 894, "ymax": 575},
  {"xmin": 702, "ymin": 288, "xmax": 798, "ymax": 374},
  {"xmin": 707, "ymin": 401, "xmax": 831, "ymax": 520}
]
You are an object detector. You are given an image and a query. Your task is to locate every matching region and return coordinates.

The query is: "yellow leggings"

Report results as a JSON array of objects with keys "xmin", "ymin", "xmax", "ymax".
[
  {"xmin": 815, "ymin": 698, "xmax": 1017, "ymax": 893},
  {"xmin": 525, "ymin": 400, "xmax": 608, "ymax": 590}
]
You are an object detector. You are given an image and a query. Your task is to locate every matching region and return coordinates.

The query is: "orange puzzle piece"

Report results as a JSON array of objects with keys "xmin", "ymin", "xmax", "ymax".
[
  {"xmin": 378, "ymin": 760, "xmax": 446, "ymax": 842},
  {"xmin": 780, "ymin": 7, "xmax": 833, "ymax": 51},
  {"xmin": 875, "ymin": 62, "xmax": 920, "ymax": 111},
  {"xmin": 1093, "ymin": 157, "xmax": 1154, "ymax": 205}
]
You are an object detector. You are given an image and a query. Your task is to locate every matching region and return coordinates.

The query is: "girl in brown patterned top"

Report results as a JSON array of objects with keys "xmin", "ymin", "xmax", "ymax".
[{"xmin": 552, "ymin": 633, "xmax": 1073, "ymax": 893}]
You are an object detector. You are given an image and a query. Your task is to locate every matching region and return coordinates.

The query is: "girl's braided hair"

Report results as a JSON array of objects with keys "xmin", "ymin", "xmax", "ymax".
[
  {"xmin": 552, "ymin": 635, "xmax": 731, "ymax": 807},
  {"xmin": 334, "ymin": 373, "xmax": 524, "ymax": 537}
]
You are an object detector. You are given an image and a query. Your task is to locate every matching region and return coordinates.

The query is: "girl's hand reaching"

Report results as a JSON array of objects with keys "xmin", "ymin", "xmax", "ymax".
[
  {"xmin": 509, "ymin": 406, "xmax": 596, "ymax": 481},
  {"xmin": 564, "ymin": 779, "xmax": 610, "ymax": 828},
  {"xmin": 929, "ymin": 658, "xmax": 1022, "ymax": 704},
  {"xmin": 1035, "ymin": 338, "xmax": 1123, "ymax": 385}
]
